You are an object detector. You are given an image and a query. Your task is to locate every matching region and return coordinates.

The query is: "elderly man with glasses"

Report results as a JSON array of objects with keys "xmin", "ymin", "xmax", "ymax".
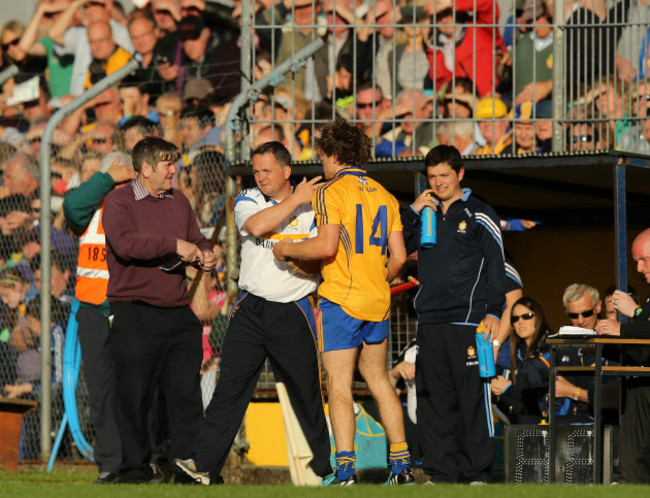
[
  {"xmin": 553, "ymin": 283, "xmax": 620, "ymax": 422},
  {"xmin": 563, "ymin": 283, "xmax": 601, "ymax": 330}
]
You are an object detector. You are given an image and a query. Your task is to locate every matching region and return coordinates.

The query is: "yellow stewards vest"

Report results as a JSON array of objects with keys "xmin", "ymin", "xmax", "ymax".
[{"xmin": 75, "ymin": 202, "xmax": 109, "ymax": 305}]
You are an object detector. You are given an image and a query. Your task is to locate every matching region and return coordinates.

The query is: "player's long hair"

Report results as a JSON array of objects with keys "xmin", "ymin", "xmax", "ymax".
[{"xmin": 315, "ymin": 118, "xmax": 371, "ymax": 168}]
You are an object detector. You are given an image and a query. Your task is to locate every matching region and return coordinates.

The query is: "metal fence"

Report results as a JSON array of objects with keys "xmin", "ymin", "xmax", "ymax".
[
  {"xmin": 227, "ymin": 0, "xmax": 650, "ymax": 160},
  {"xmin": 0, "ymin": 0, "xmax": 645, "ymax": 462}
]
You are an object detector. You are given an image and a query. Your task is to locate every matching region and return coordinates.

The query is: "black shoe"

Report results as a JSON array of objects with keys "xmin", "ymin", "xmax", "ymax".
[
  {"xmin": 150, "ymin": 463, "xmax": 165, "ymax": 484},
  {"xmin": 94, "ymin": 472, "xmax": 121, "ymax": 484},
  {"xmin": 385, "ymin": 467, "xmax": 415, "ymax": 485},
  {"xmin": 210, "ymin": 474, "xmax": 225, "ymax": 485}
]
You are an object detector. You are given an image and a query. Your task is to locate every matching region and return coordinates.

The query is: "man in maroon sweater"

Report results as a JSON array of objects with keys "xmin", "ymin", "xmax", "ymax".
[{"xmin": 102, "ymin": 137, "xmax": 216, "ymax": 483}]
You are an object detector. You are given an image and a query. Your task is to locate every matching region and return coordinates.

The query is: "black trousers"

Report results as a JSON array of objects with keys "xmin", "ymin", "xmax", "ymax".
[
  {"xmin": 416, "ymin": 323, "xmax": 493, "ymax": 483},
  {"xmin": 193, "ymin": 293, "xmax": 331, "ymax": 479},
  {"xmin": 77, "ymin": 306, "xmax": 122, "ymax": 474},
  {"xmin": 110, "ymin": 301, "xmax": 203, "ymax": 482},
  {"xmin": 619, "ymin": 384, "xmax": 650, "ymax": 483}
]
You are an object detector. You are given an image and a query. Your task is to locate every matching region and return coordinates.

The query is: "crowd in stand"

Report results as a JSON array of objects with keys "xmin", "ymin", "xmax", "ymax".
[{"xmin": 0, "ymin": 0, "xmax": 647, "ymax": 464}]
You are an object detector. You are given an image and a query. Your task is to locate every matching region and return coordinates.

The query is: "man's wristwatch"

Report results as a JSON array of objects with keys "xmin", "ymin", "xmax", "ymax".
[
  {"xmin": 633, "ymin": 307, "xmax": 644, "ymax": 321},
  {"xmin": 573, "ymin": 387, "xmax": 581, "ymax": 401}
]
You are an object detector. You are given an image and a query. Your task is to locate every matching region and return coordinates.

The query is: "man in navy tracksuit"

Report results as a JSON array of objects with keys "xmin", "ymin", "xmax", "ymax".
[{"xmin": 401, "ymin": 145, "xmax": 505, "ymax": 483}]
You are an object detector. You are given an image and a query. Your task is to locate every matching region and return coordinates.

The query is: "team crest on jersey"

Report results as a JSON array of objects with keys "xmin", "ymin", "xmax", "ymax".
[
  {"xmin": 289, "ymin": 216, "xmax": 299, "ymax": 228},
  {"xmin": 466, "ymin": 345, "xmax": 478, "ymax": 367},
  {"xmin": 458, "ymin": 220, "xmax": 467, "ymax": 233},
  {"xmin": 357, "ymin": 177, "xmax": 376, "ymax": 192}
]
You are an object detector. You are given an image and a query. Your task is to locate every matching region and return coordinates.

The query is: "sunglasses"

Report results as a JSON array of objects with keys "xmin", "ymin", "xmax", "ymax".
[
  {"xmin": 356, "ymin": 100, "xmax": 382, "ymax": 109},
  {"xmin": 567, "ymin": 308, "xmax": 595, "ymax": 319},
  {"xmin": 566, "ymin": 128, "xmax": 599, "ymax": 143},
  {"xmin": 511, "ymin": 312, "xmax": 534, "ymax": 324},
  {"xmin": 569, "ymin": 134, "xmax": 593, "ymax": 143},
  {"xmin": 1, "ymin": 39, "xmax": 18, "ymax": 51}
]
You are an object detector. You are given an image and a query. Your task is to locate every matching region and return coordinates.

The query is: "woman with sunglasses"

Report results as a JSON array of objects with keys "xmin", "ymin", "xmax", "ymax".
[
  {"xmin": 493, "ymin": 296, "xmax": 602, "ymax": 423},
  {"xmin": 492, "ymin": 296, "xmax": 554, "ymax": 422}
]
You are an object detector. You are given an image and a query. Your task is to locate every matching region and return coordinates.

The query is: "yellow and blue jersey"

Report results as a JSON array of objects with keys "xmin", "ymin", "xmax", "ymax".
[{"xmin": 313, "ymin": 167, "xmax": 402, "ymax": 322}]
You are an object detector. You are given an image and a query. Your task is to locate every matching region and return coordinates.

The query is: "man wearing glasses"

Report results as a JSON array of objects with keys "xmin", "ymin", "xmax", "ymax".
[
  {"xmin": 151, "ymin": 0, "xmax": 181, "ymax": 37},
  {"xmin": 555, "ymin": 283, "xmax": 608, "ymax": 416},
  {"xmin": 566, "ymin": 122, "xmax": 602, "ymax": 152},
  {"xmin": 562, "ymin": 283, "xmax": 601, "ymax": 330}
]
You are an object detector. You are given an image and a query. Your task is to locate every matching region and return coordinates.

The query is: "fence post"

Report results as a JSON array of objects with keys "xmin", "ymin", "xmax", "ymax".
[
  {"xmin": 0, "ymin": 65, "xmax": 18, "ymax": 86},
  {"xmin": 38, "ymin": 59, "xmax": 139, "ymax": 460},
  {"xmin": 551, "ymin": 0, "xmax": 565, "ymax": 152}
]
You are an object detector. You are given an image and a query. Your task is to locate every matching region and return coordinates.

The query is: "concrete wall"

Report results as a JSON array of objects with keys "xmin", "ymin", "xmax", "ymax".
[{"xmin": 504, "ymin": 225, "xmax": 645, "ymax": 330}]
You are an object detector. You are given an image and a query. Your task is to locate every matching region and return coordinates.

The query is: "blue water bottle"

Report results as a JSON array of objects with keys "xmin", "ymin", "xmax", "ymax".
[
  {"xmin": 420, "ymin": 205, "xmax": 436, "ymax": 248},
  {"xmin": 476, "ymin": 324, "xmax": 496, "ymax": 378}
]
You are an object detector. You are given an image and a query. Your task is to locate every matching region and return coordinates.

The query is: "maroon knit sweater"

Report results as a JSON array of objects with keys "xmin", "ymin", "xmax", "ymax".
[{"xmin": 102, "ymin": 181, "xmax": 210, "ymax": 308}]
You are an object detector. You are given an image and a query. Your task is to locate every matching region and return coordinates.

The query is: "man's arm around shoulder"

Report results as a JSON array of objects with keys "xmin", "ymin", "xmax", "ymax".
[{"xmin": 243, "ymin": 176, "xmax": 322, "ymax": 236}]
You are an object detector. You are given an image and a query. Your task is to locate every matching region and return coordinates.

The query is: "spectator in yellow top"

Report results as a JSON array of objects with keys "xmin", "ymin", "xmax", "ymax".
[{"xmin": 84, "ymin": 20, "xmax": 131, "ymax": 90}]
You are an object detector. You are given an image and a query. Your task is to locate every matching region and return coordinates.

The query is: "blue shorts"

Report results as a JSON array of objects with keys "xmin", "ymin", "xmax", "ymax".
[{"xmin": 318, "ymin": 297, "xmax": 389, "ymax": 352}]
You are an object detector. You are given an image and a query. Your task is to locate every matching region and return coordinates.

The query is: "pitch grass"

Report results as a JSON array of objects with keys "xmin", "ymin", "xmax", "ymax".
[{"xmin": 1, "ymin": 471, "xmax": 650, "ymax": 498}]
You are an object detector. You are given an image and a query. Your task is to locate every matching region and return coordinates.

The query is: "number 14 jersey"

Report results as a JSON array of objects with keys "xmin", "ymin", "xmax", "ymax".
[{"xmin": 313, "ymin": 167, "xmax": 402, "ymax": 322}]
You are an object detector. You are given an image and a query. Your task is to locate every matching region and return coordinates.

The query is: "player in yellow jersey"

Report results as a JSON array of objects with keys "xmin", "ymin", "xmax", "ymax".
[{"xmin": 273, "ymin": 119, "xmax": 413, "ymax": 486}]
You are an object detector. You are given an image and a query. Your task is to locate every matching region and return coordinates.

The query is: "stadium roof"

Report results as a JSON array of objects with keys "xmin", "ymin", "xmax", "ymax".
[{"xmin": 231, "ymin": 150, "xmax": 650, "ymax": 227}]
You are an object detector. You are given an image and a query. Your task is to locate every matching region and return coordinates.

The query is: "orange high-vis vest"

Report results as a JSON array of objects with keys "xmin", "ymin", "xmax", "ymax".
[{"xmin": 75, "ymin": 202, "xmax": 109, "ymax": 305}]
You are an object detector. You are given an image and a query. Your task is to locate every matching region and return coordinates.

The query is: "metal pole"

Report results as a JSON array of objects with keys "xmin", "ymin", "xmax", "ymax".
[
  {"xmin": 224, "ymin": 37, "xmax": 325, "ymax": 162},
  {"xmin": 38, "ymin": 59, "xmax": 139, "ymax": 460},
  {"xmin": 224, "ymin": 0, "xmax": 253, "ymax": 303},
  {"xmin": 0, "ymin": 65, "xmax": 18, "ymax": 86},
  {"xmin": 240, "ymin": 0, "xmax": 252, "ymax": 162},
  {"xmin": 614, "ymin": 160, "xmax": 627, "ymax": 308},
  {"xmin": 551, "ymin": 0, "xmax": 565, "ymax": 152}
]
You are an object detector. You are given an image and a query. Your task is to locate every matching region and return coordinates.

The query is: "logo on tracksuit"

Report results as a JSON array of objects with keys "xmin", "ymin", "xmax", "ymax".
[{"xmin": 466, "ymin": 345, "xmax": 478, "ymax": 367}]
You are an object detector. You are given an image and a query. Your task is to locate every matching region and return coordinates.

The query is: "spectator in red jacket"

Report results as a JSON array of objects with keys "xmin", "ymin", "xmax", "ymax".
[{"xmin": 426, "ymin": 0, "xmax": 505, "ymax": 97}]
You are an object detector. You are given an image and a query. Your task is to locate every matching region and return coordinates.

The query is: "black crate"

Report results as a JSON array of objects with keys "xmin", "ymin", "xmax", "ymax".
[{"xmin": 504, "ymin": 424, "xmax": 613, "ymax": 484}]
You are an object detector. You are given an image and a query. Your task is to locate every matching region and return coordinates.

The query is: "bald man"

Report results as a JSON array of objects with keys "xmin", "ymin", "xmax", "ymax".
[
  {"xmin": 596, "ymin": 228, "xmax": 650, "ymax": 483},
  {"xmin": 85, "ymin": 20, "xmax": 131, "ymax": 89},
  {"xmin": 596, "ymin": 228, "xmax": 650, "ymax": 338},
  {"xmin": 3, "ymin": 153, "xmax": 40, "ymax": 198}
]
